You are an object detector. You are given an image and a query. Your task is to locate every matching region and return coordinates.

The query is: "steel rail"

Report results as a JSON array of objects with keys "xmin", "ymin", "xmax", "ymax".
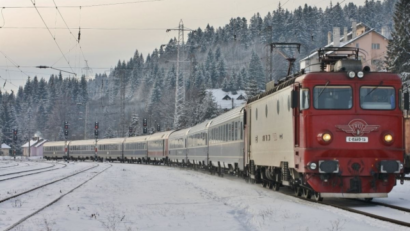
[
  {"xmin": 0, "ymin": 163, "xmax": 55, "ymax": 177},
  {"xmin": 0, "ymin": 163, "xmax": 19, "ymax": 169},
  {"xmin": 167, "ymin": 164, "xmax": 410, "ymax": 228},
  {"xmin": 0, "ymin": 163, "xmax": 67, "ymax": 182},
  {"xmin": 3, "ymin": 164, "xmax": 112, "ymax": 231},
  {"xmin": 0, "ymin": 164, "xmax": 99, "ymax": 204}
]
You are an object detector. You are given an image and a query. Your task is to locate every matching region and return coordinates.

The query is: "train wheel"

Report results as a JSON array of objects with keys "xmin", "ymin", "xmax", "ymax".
[
  {"xmin": 273, "ymin": 182, "xmax": 280, "ymax": 191},
  {"xmin": 312, "ymin": 192, "xmax": 323, "ymax": 202},
  {"xmin": 302, "ymin": 188, "xmax": 311, "ymax": 199},
  {"xmin": 294, "ymin": 186, "xmax": 302, "ymax": 197},
  {"xmin": 268, "ymin": 182, "xmax": 273, "ymax": 189},
  {"xmin": 364, "ymin": 198, "xmax": 373, "ymax": 202},
  {"xmin": 263, "ymin": 181, "xmax": 267, "ymax": 188}
]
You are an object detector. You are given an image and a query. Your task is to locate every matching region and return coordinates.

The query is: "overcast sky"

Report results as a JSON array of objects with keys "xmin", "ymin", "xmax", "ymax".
[{"xmin": 0, "ymin": 0, "xmax": 367, "ymax": 92}]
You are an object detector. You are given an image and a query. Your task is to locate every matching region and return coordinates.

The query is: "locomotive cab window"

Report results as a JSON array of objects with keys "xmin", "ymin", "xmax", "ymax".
[
  {"xmin": 300, "ymin": 88, "xmax": 310, "ymax": 110},
  {"xmin": 360, "ymin": 86, "xmax": 395, "ymax": 110},
  {"xmin": 313, "ymin": 86, "xmax": 352, "ymax": 109}
]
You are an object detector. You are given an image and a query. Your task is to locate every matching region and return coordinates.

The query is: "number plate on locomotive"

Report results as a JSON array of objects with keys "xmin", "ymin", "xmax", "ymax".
[{"xmin": 346, "ymin": 137, "xmax": 368, "ymax": 142}]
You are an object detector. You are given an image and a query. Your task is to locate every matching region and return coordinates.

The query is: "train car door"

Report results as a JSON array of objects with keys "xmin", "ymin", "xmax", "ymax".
[{"xmin": 292, "ymin": 85, "xmax": 300, "ymax": 147}]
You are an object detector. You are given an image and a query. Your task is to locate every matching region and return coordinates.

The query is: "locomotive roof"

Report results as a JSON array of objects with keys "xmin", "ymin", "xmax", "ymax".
[
  {"xmin": 188, "ymin": 120, "xmax": 211, "ymax": 134},
  {"xmin": 248, "ymin": 71, "xmax": 402, "ymax": 104},
  {"xmin": 43, "ymin": 141, "xmax": 67, "ymax": 147},
  {"xmin": 124, "ymin": 135, "xmax": 151, "ymax": 143},
  {"xmin": 98, "ymin": 137, "xmax": 126, "ymax": 145},
  {"xmin": 148, "ymin": 130, "xmax": 174, "ymax": 141},
  {"xmin": 297, "ymin": 71, "xmax": 402, "ymax": 83},
  {"xmin": 69, "ymin": 139, "xmax": 97, "ymax": 145},
  {"xmin": 169, "ymin": 128, "xmax": 191, "ymax": 139},
  {"xmin": 208, "ymin": 106, "xmax": 244, "ymax": 127}
]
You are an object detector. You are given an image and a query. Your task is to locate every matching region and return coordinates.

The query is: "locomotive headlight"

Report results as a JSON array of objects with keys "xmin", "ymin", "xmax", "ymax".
[
  {"xmin": 348, "ymin": 71, "xmax": 356, "ymax": 78},
  {"xmin": 323, "ymin": 133, "xmax": 332, "ymax": 142},
  {"xmin": 317, "ymin": 131, "xmax": 333, "ymax": 145},
  {"xmin": 309, "ymin": 162, "xmax": 317, "ymax": 170},
  {"xmin": 384, "ymin": 134, "xmax": 393, "ymax": 143},
  {"xmin": 357, "ymin": 71, "xmax": 364, "ymax": 78}
]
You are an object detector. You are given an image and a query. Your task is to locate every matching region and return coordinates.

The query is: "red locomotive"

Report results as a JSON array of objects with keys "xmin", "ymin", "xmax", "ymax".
[{"xmin": 245, "ymin": 47, "xmax": 407, "ymax": 201}]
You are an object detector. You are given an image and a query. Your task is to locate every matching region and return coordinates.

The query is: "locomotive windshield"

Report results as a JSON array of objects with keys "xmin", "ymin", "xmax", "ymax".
[
  {"xmin": 313, "ymin": 86, "xmax": 352, "ymax": 109},
  {"xmin": 360, "ymin": 86, "xmax": 395, "ymax": 110}
]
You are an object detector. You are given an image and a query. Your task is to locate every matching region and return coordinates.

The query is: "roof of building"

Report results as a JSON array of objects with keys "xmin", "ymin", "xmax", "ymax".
[
  {"xmin": 1, "ymin": 144, "xmax": 11, "ymax": 149},
  {"xmin": 300, "ymin": 26, "xmax": 389, "ymax": 62},
  {"xmin": 206, "ymin": 89, "xmax": 247, "ymax": 109},
  {"xmin": 21, "ymin": 139, "xmax": 46, "ymax": 148},
  {"xmin": 34, "ymin": 140, "xmax": 47, "ymax": 148}
]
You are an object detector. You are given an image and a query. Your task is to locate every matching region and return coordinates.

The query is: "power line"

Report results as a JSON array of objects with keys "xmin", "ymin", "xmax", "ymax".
[
  {"xmin": 51, "ymin": 0, "xmax": 89, "ymax": 74},
  {"xmin": 1, "ymin": 26, "xmax": 168, "ymax": 31},
  {"xmin": 29, "ymin": 0, "xmax": 75, "ymax": 75},
  {"xmin": 2, "ymin": 0, "xmax": 162, "ymax": 9},
  {"xmin": 0, "ymin": 51, "xmax": 30, "ymax": 77}
]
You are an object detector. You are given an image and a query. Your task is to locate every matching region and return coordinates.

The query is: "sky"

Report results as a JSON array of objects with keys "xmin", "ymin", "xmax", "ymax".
[{"xmin": 0, "ymin": 0, "xmax": 367, "ymax": 93}]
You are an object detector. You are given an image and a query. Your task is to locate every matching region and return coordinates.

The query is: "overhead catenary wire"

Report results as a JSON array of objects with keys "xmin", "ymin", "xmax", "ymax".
[
  {"xmin": 51, "ymin": 0, "xmax": 88, "ymax": 67},
  {"xmin": 2, "ymin": 0, "xmax": 162, "ymax": 9},
  {"xmin": 29, "ymin": 0, "xmax": 75, "ymax": 75}
]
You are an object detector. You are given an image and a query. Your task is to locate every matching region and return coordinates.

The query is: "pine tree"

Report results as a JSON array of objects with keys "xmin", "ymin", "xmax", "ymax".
[
  {"xmin": 386, "ymin": 0, "xmax": 410, "ymax": 80},
  {"xmin": 199, "ymin": 91, "xmax": 219, "ymax": 121},
  {"xmin": 248, "ymin": 51, "xmax": 265, "ymax": 90},
  {"xmin": 246, "ymin": 78, "xmax": 259, "ymax": 99}
]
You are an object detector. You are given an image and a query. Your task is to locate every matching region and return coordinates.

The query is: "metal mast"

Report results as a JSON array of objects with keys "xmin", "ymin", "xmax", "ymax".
[{"xmin": 174, "ymin": 20, "xmax": 185, "ymax": 129}]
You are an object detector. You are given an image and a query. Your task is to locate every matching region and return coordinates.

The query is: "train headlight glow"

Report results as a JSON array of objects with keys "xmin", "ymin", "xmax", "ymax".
[
  {"xmin": 309, "ymin": 162, "xmax": 317, "ymax": 170},
  {"xmin": 384, "ymin": 134, "xmax": 393, "ymax": 143},
  {"xmin": 348, "ymin": 71, "xmax": 356, "ymax": 78},
  {"xmin": 322, "ymin": 133, "xmax": 332, "ymax": 142},
  {"xmin": 357, "ymin": 71, "xmax": 364, "ymax": 78}
]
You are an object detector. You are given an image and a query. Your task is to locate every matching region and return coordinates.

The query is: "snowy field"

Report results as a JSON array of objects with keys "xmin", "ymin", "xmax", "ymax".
[{"xmin": 0, "ymin": 161, "xmax": 409, "ymax": 231}]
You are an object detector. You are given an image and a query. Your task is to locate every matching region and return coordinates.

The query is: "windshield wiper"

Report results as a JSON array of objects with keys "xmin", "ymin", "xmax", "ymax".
[
  {"xmin": 318, "ymin": 81, "xmax": 330, "ymax": 98},
  {"xmin": 366, "ymin": 81, "xmax": 384, "ymax": 96}
]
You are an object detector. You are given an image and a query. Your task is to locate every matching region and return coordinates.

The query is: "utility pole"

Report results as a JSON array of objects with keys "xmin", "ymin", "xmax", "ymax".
[
  {"xmin": 166, "ymin": 20, "xmax": 195, "ymax": 130},
  {"xmin": 116, "ymin": 69, "xmax": 126, "ymax": 137},
  {"xmin": 84, "ymin": 102, "xmax": 88, "ymax": 139}
]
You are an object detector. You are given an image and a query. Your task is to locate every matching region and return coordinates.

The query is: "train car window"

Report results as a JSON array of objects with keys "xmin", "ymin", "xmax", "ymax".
[
  {"xmin": 256, "ymin": 108, "xmax": 258, "ymax": 120},
  {"xmin": 265, "ymin": 104, "xmax": 268, "ymax": 118},
  {"xmin": 277, "ymin": 100, "xmax": 280, "ymax": 114},
  {"xmin": 288, "ymin": 95, "xmax": 291, "ymax": 111},
  {"xmin": 313, "ymin": 86, "xmax": 352, "ymax": 110},
  {"xmin": 300, "ymin": 88, "xmax": 310, "ymax": 110},
  {"xmin": 360, "ymin": 86, "xmax": 395, "ymax": 110}
]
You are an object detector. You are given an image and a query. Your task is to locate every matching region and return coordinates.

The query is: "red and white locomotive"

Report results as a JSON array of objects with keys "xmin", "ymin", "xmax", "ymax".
[{"xmin": 245, "ymin": 47, "xmax": 407, "ymax": 201}]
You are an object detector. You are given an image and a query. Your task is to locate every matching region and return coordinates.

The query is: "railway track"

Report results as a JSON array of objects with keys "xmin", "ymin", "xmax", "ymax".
[
  {"xmin": 0, "ymin": 164, "xmax": 98, "ymax": 204},
  {"xmin": 0, "ymin": 163, "xmax": 55, "ymax": 177},
  {"xmin": 170, "ymin": 165, "xmax": 410, "ymax": 229},
  {"xmin": 0, "ymin": 163, "xmax": 19, "ymax": 169},
  {"xmin": 0, "ymin": 163, "xmax": 67, "ymax": 182},
  {"xmin": 3, "ymin": 164, "xmax": 112, "ymax": 231}
]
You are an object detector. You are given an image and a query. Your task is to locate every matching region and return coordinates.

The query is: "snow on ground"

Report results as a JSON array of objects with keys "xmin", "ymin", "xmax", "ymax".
[{"xmin": 7, "ymin": 164, "xmax": 409, "ymax": 231}]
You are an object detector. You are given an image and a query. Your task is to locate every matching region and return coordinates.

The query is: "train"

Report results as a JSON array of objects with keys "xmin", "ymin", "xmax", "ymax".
[{"xmin": 44, "ymin": 48, "xmax": 410, "ymax": 201}]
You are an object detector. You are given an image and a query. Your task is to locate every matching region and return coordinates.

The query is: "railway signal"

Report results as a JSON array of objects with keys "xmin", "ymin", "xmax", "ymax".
[
  {"xmin": 94, "ymin": 122, "xmax": 99, "ymax": 138},
  {"xmin": 13, "ymin": 129, "xmax": 18, "ymax": 141},
  {"xmin": 156, "ymin": 124, "xmax": 161, "ymax": 132},
  {"xmin": 143, "ymin": 118, "xmax": 147, "ymax": 127},
  {"xmin": 129, "ymin": 127, "xmax": 133, "ymax": 137},
  {"xmin": 143, "ymin": 127, "xmax": 147, "ymax": 134},
  {"xmin": 64, "ymin": 121, "xmax": 69, "ymax": 137}
]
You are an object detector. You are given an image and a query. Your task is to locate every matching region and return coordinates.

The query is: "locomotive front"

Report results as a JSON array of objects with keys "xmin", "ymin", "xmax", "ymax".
[{"xmin": 296, "ymin": 65, "xmax": 405, "ymax": 199}]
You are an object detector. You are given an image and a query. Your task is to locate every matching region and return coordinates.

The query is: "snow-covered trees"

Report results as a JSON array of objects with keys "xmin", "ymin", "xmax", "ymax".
[
  {"xmin": 386, "ymin": 0, "xmax": 410, "ymax": 80},
  {"xmin": 248, "ymin": 51, "xmax": 265, "ymax": 90}
]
